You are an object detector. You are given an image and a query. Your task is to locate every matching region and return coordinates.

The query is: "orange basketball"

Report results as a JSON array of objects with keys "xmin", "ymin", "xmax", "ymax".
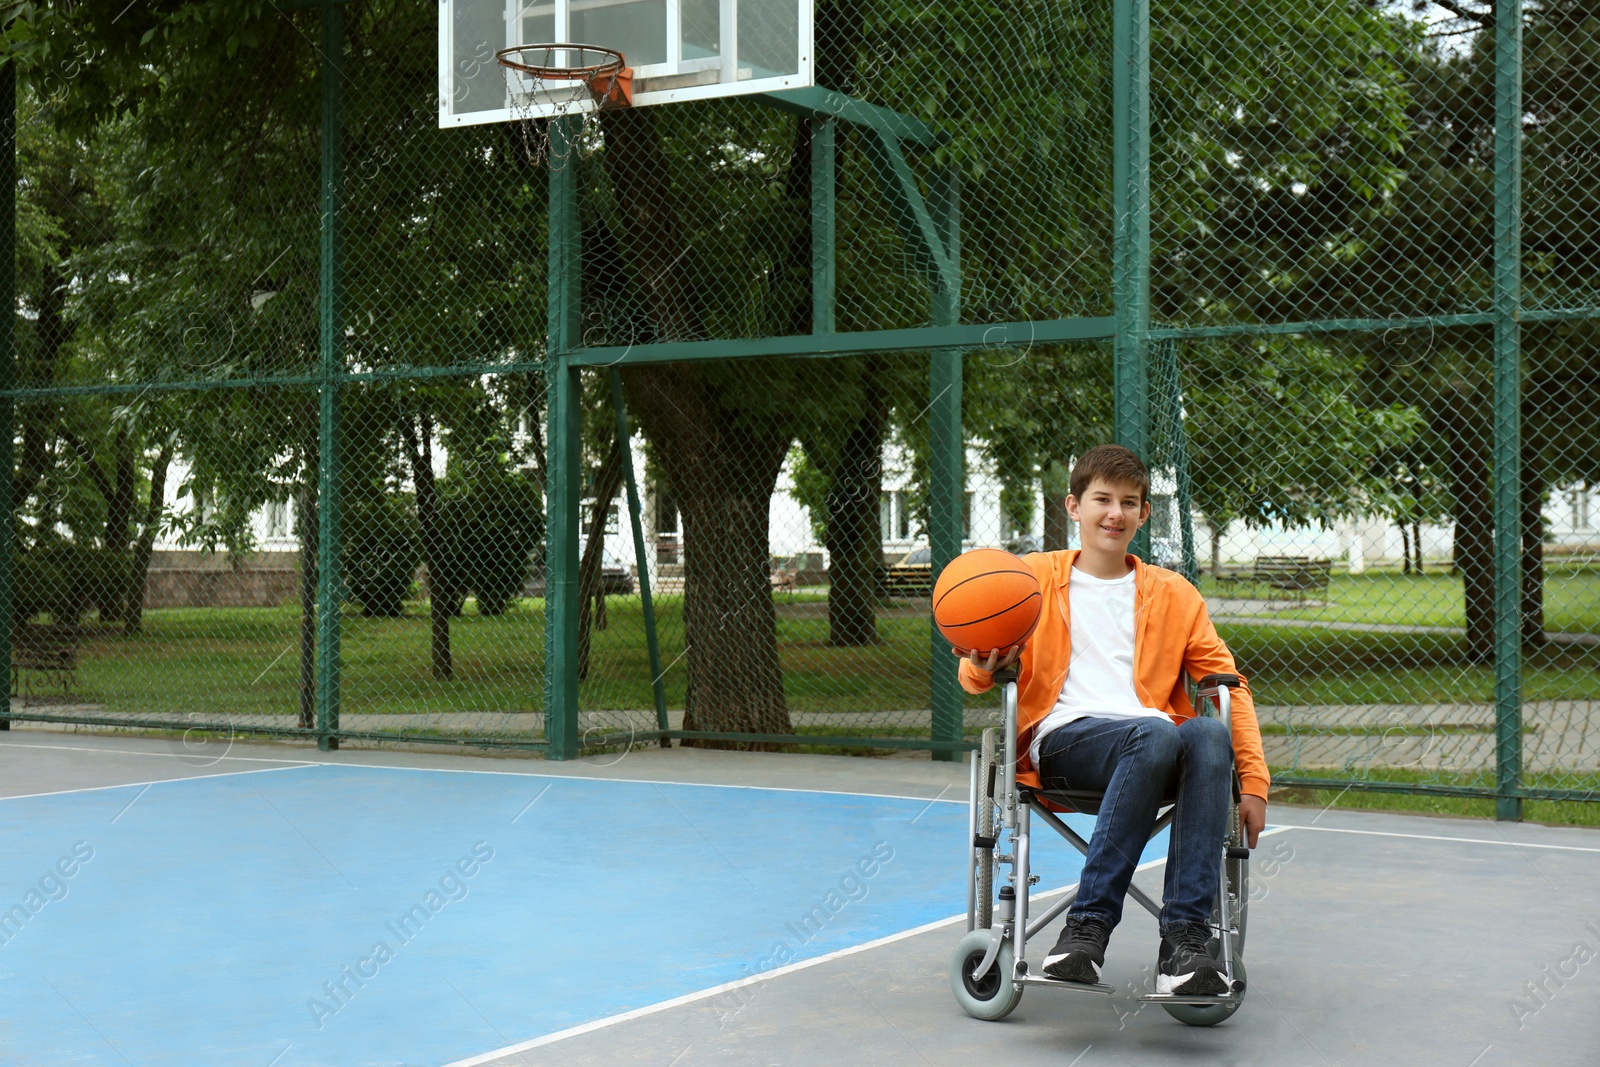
[{"xmin": 932, "ymin": 548, "xmax": 1043, "ymax": 655}]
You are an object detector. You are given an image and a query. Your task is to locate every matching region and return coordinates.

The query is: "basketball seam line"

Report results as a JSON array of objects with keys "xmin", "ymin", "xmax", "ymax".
[
  {"xmin": 937, "ymin": 590, "xmax": 1043, "ymax": 632},
  {"xmin": 932, "ymin": 567, "xmax": 1037, "ymax": 613}
]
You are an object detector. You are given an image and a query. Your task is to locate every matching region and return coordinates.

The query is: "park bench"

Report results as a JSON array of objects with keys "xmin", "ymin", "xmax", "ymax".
[
  {"xmin": 10, "ymin": 623, "xmax": 82, "ymax": 704},
  {"xmin": 1254, "ymin": 556, "xmax": 1333, "ymax": 596}
]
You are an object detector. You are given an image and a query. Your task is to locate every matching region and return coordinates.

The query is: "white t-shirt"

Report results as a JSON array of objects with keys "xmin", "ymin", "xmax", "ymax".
[{"xmin": 1029, "ymin": 567, "xmax": 1170, "ymax": 767}]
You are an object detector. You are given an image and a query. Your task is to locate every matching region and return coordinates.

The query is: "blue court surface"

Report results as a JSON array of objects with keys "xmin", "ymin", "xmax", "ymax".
[{"xmin": 0, "ymin": 761, "xmax": 1168, "ymax": 1067}]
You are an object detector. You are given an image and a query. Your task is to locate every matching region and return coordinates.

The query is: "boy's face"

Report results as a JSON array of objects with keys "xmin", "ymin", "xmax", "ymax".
[{"xmin": 1066, "ymin": 477, "xmax": 1149, "ymax": 556}]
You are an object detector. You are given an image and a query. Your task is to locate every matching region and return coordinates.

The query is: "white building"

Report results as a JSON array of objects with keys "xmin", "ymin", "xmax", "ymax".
[{"xmin": 155, "ymin": 445, "xmax": 1598, "ymax": 585}]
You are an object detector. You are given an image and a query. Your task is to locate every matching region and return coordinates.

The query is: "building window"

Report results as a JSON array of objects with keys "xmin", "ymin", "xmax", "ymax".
[
  {"xmin": 656, "ymin": 490, "xmax": 679, "ymax": 536},
  {"xmin": 880, "ymin": 492, "xmax": 893, "ymax": 541},
  {"xmin": 894, "ymin": 490, "xmax": 910, "ymax": 540},
  {"xmin": 605, "ymin": 502, "xmax": 619, "ymax": 535},
  {"xmin": 265, "ymin": 500, "xmax": 288, "ymax": 538},
  {"xmin": 1572, "ymin": 486, "xmax": 1593, "ymax": 531}
]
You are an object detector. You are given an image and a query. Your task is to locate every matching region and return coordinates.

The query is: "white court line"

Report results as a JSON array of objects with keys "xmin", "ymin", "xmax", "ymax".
[
  {"xmin": 0, "ymin": 738, "xmax": 967, "ymax": 806},
  {"xmin": 0, "ymin": 739, "xmax": 323, "ymax": 765},
  {"xmin": 1271, "ymin": 823, "xmax": 1600, "ymax": 854},
  {"xmin": 0, "ymin": 763, "xmax": 317, "ymax": 802},
  {"xmin": 444, "ymin": 832, "xmax": 1294, "ymax": 1067}
]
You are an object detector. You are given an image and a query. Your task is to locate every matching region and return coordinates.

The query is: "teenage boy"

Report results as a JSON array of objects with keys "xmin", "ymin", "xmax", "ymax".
[{"xmin": 957, "ymin": 444, "xmax": 1268, "ymax": 995}]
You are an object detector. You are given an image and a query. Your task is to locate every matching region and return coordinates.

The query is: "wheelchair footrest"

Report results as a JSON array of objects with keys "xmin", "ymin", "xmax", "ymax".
[
  {"xmin": 1139, "ymin": 992, "xmax": 1243, "ymax": 1005},
  {"xmin": 1019, "ymin": 976, "xmax": 1116, "ymax": 995}
]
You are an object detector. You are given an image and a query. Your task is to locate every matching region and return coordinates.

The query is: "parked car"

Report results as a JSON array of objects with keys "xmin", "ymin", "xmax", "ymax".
[
  {"xmin": 882, "ymin": 546, "xmax": 934, "ymax": 596},
  {"xmin": 1004, "ymin": 534, "xmax": 1042, "ymax": 556},
  {"xmin": 599, "ymin": 552, "xmax": 635, "ymax": 596}
]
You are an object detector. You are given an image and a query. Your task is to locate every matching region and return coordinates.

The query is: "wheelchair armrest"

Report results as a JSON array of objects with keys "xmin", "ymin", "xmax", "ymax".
[{"xmin": 1195, "ymin": 674, "xmax": 1237, "ymax": 730}]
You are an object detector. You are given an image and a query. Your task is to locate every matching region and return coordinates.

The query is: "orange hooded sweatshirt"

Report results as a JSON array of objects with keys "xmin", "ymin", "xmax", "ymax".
[{"xmin": 958, "ymin": 550, "xmax": 1270, "ymax": 801}]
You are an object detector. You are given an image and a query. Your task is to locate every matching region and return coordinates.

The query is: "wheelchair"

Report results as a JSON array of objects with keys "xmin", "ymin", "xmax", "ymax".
[{"xmin": 950, "ymin": 671, "xmax": 1250, "ymax": 1026}]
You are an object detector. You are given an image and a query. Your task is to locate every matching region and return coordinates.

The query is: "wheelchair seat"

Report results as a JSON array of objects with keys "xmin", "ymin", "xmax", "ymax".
[{"xmin": 1021, "ymin": 785, "xmax": 1177, "ymax": 817}]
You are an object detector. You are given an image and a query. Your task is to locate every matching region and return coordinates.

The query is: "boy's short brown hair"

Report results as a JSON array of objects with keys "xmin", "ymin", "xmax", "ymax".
[{"xmin": 1070, "ymin": 444, "xmax": 1150, "ymax": 504}]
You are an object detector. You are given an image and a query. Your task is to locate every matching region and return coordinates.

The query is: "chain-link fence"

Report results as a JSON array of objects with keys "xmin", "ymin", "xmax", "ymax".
[{"xmin": 3, "ymin": 2, "xmax": 1596, "ymax": 814}]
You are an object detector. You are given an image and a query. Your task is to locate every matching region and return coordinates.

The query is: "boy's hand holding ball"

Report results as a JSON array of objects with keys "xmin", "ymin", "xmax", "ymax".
[{"xmin": 955, "ymin": 645, "xmax": 1023, "ymax": 673}]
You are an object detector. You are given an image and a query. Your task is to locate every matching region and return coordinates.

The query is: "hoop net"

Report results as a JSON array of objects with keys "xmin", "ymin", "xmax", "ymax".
[{"xmin": 498, "ymin": 45, "xmax": 633, "ymax": 167}]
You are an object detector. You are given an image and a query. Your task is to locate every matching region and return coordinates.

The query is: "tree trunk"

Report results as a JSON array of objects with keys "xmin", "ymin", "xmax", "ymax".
[
  {"xmin": 1209, "ymin": 520, "xmax": 1226, "ymax": 577},
  {"xmin": 676, "ymin": 427, "xmax": 794, "ymax": 742},
  {"xmin": 619, "ymin": 370, "xmax": 795, "ymax": 741},
  {"xmin": 1521, "ymin": 466, "xmax": 1545, "ymax": 646},
  {"xmin": 1413, "ymin": 519, "xmax": 1423, "ymax": 573},
  {"xmin": 1042, "ymin": 461, "xmax": 1072, "ymax": 552},
  {"xmin": 605, "ymin": 105, "xmax": 794, "ymax": 742},
  {"xmin": 820, "ymin": 380, "xmax": 888, "ymax": 646},
  {"xmin": 15, "ymin": 268, "xmax": 73, "ymax": 508},
  {"xmin": 1400, "ymin": 522, "xmax": 1412, "ymax": 575},
  {"xmin": 578, "ymin": 432, "xmax": 626, "ymax": 680},
  {"xmin": 297, "ymin": 480, "xmax": 318, "ymax": 729},
  {"xmin": 62, "ymin": 426, "xmax": 135, "ymax": 622},
  {"xmin": 401, "ymin": 412, "xmax": 452, "ymax": 680},
  {"xmin": 102, "ymin": 427, "xmax": 138, "ymax": 623},
  {"xmin": 1445, "ymin": 411, "xmax": 1494, "ymax": 664},
  {"xmin": 125, "ymin": 442, "xmax": 172, "ymax": 634}
]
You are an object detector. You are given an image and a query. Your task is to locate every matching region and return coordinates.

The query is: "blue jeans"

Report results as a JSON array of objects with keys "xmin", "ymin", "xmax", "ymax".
[{"xmin": 1036, "ymin": 714, "xmax": 1232, "ymax": 933}]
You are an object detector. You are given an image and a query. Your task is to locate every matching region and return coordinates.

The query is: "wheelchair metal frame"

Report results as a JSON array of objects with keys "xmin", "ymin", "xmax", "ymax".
[{"xmin": 958, "ymin": 672, "xmax": 1249, "ymax": 1016}]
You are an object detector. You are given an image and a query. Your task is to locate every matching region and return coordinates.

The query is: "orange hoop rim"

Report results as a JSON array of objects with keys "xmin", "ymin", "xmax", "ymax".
[{"xmin": 495, "ymin": 43, "xmax": 627, "ymax": 82}]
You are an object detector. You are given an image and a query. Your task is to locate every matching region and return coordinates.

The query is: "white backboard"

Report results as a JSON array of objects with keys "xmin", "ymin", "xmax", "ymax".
[{"xmin": 440, "ymin": 0, "xmax": 813, "ymax": 126}]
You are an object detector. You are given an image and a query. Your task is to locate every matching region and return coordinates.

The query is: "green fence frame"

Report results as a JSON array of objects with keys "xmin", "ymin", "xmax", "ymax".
[{"xmin": 3, "ymin": 0, "xmax": 1595, "ymax": 816}]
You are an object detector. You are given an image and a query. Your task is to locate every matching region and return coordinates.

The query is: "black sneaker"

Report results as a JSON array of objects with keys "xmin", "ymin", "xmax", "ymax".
[
  {"xmin": 1041, "ymin": 915, "xmax": 1111, "ymax": 983},
  {"xmin": 1156, "ymin": 922, "xmax": 1227, "ymax": 995}
]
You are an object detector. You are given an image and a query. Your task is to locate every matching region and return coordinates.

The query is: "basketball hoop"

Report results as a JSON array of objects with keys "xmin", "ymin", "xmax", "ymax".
[
  {"xmin": 496, "ymin": 44, "xmax": 633, "ymax": 110},
  {"xmin": 497, "ymin": 44, "xmax": 632, "ymax": 166}
]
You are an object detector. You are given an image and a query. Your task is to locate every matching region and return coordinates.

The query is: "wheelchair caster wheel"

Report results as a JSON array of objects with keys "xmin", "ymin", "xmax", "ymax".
[
  {"xmin": 950, "ymin": 929, "xmax": 1023, "ymax": 1021},
  {"xmin": 1162, "ymin": 954, "xmax": 1246, "ymax": 1027}
]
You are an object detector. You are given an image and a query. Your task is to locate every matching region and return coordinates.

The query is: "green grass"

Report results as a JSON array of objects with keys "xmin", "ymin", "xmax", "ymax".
[
  {"xmin": 1200, "ymin": 568, "xmax": 1600, "ymax": 635},
  {"xmin": 48, "ymin": 580, "xmax": 1600, "ymax": 723}
]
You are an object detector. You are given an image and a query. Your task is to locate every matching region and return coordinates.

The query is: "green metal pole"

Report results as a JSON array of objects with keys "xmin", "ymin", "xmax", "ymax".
[
  {"xmin": 929, "ymin": 163, "xmax": 963, "ymax": 762},
  {"xmin": 812, "ymin": 116, "xmax": 836, "ymax": 335},
  {"xmin": 316, "ymin": 0, "xmax": 344, "ymax": 752},
  {"xmin": 1113, "ymin": 0, "xmax": 1151, "ymax": 561},
  {"xmin": 609, "ymin": 369, "xmax": 668, "ymax": 743},
  {"xmin": 544, "ymin": 116, "xmax": 582, "ymax": 761},
  {"xmin": 1492, "ymin": 0, "xmax": 1523, "ymax": 821},
  {"xmin": 0, "ymin": 63, "xmax": 13, "ymax": 728}
]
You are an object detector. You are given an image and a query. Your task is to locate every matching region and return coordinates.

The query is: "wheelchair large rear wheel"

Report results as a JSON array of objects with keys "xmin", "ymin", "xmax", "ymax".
[
  {"xmin": 1166, "ymin": 804, "xmax": 1250, "ymax": 1027},
  {"xmin": 1226, "ymin": 801, "xmax": 1249, "ymax": 954},
  {"xmin": 950, "ymin": 928, "xmax": 1023, "ymax": 1021},
  {"xmin": 974, "ymin": 730, "xmax": 998, "ymax": 929}
]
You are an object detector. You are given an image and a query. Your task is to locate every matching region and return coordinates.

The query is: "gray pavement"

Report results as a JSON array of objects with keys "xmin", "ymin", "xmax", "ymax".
[{"xmin": 3, "ymin": 731, "xmax": 1597, "ymax": 1066}]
